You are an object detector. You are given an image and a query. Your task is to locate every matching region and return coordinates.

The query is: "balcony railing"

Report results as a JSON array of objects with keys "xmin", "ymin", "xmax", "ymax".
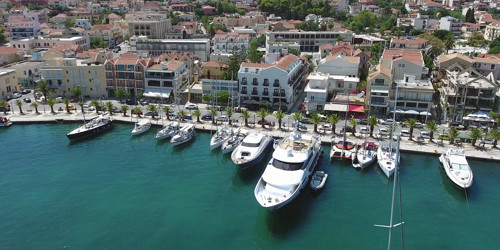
[
  {"xmin": 241, "ymin": 90, "xmax": 247, "ymax": 94},
  {"xmin": 251, "ymin": 91, "xmax": 258, "ymax": 95},
  {"xmin": 252, "ymin": 80, "xmax": 258, "ymax": 86},
  {"xmin": 273, "ymin": 92, "xmax": 279, "ymax": 96},
  {"xmin": 241, "ymin": 80, "xmax": 247, "ymax": 85},
  {"xmin": 262, "ymin": 92, "xmax": 269, "ymax": 96},
  {"xmin": 273, "ymin": 83, "xmax": 280, "ymax": 87}
]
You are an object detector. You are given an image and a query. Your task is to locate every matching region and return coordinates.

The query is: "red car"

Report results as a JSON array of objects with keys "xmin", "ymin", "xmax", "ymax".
[{"xmin": 257, "ymin": 120, "xmax": 272, "ymax": 126}]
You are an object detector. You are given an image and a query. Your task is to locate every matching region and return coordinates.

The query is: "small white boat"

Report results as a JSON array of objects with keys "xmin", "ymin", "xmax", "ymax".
[
  {"xmin": 330, "ymin": 138, "xmax": 357, "ymax": 160},
  {"xmin": 254, "ymin": 130, "xmax": 322, "ymax": 210},
  {"xmin": 221, "ymin": 129, "xmax": 248, "ymax": 154},
  {"xmin": 131, "ymin": 119, "xmax": 151, "ymax": 135},
  {"xmin": 170, "ymin": 124, "xmax": 195, "ymax": 146},
  {"xmin": 231, "ymin": 133, "xmax": 273, "ymax": 168},
  {"xmin": 0, "ymin": 116, "xmax": 12, "ymax": 127},
  {"xmin": 155, "ymin": 121, "xmax": 179, "ymax": 140},
  {"xmin": 310, "ymin": 171, "xmax": 328, "ymax": 191},
  {"xmin": 352, "ymin": 142, "xmax": 377, "ymax": 169},
  {"xmin": 377, "ymin": 142, "xmax": 400, "ymax": 178},
  {"xmin": 210, "ymin": 126, "xmax": 231, "ymax": 150},
  {"xmin": 439, "ymin": 149, "xmax": 473, "ymax": 189}
]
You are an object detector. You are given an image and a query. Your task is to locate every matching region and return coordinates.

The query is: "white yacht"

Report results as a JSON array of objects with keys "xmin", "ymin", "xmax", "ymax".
[
  {"xmin": 131, "ymin": 119, "xmax": 151, "ymax": 135},
  {"xmin": 221, "ymin": 129, "xmax": 248, "ymax": 155},
  {"xmin": 439, "ymin": 149, "xmax": 473, "ymax": 189},
  {"xmin": 210, "ymin": 126, "xmax": 231, "ymax": 150},
  {"xmin": 352, "ymin": 142, "xmax": 377, "ymax": 169},
  {"xmin": 231, "ymin": 133, "xmax": 273, "ymax": 168},
  {"xmin": 155, "ymin": 121, "xmax": 179, "ymax": 140},
  {"xmin": 330, "ymin": 138, "xmax": 357, "ymax": 160},
  {"xmin": 170, "ymin": 124, "xmax": 195, "ymax": 146},
  {"xmin": 377, "ymin": 142, "xmax": 400, "ymax": 178},
  {"xmin": 254, "ymin": 130, "xmax": 322, "ymax": 210}
]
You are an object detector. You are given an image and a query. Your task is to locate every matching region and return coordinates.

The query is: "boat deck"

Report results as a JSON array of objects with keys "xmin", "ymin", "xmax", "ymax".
[{"xmin": 279, "ymin": 138, "xmax": 313, "ymax": 152}]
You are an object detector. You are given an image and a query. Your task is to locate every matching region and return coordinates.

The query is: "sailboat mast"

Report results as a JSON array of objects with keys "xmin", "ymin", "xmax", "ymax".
[
  {"xmin": 341, "ymin": 94, "xmax": 350, "ymax": 157},
  {"xmin": 389, "ymin": 84, "xmax": 398, "ymax": 152},
  {"xmin": 81, "ymin": 84, "xmax": 86, "ymax": 124}
]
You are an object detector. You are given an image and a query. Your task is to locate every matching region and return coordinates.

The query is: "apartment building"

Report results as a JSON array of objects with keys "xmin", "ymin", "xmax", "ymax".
[
  {"xmin": 391, "ymin": 74, "xmax": 434, "ymax": 116},
  {"xmin": 0, "ymin": 69, "xmax": 19, "ymax": 100},
  {"xmin": 10, "ymin": 36, "xmax": 90, "ymax": 51},
  {"xmin": 212, "ymin": 32, "xmax": 250, "ymax": 55},
  {"xmin": 484, "ymin": 21, "xmax": 500, "ymax": 41},
  {"xmin": 381, "ymin": 49, "xmax": 428, "ymax": 81},
  {"xmin": 144, "ymin": 61, "xmax": 189, "ymax": 99},
  {"xmin": 127, "ymin": 14, "xmax": 172, "ymax": 39},
  {"xmin": 318, "ymin": 42, "xmax": 371, "ymax": 71},
  {"xmin": 40, "ymin": 58, "xmax": 107, "ymax": 98},
  {"xmin": 4, "ymin": 61, "xmax": 44, "ymax": 88},
  {"xmin": 129, "ymin": 36, "xmax": 210, "ymax": 61},
  {"xmin": 367, "ymin": 65, "xmax": 392, "ymax": 115},
  {"xmin": 438, "ymin": 53, "xmax": 500, "ymax": 81},
  {"xmin": 238, "ymin": 55, "xmax": 306, "ymax": 111},
  {"xmin": 201, "ymin": 79, "xmax": 239, "ymax": 104},
  {"xmin": 438, "ymin": 16, "xmax": 463, "ymax": 37},
  {"xmin": 104, "ymin": 53, "xmax": 154, "ymax": 97},
  {"xmin": 212, "ymin": 13, "xmax": 265, "ymax": 28},
  {"xmin": 397, "ymin": 13, "xmax": 431, "ymax": 30},
  {"xmin": 86, "ymin": 24, "xmax": 122, "ymax": 48},
  {"xmin": 440, "ymin": 67, "xmax": 497, "ymax": 122},
  {"xmin": 266, "ymin": 30, "xmax": 354, "ymax": 52},
  {"xmin": 390, "ymin": 38, "xmax": 428, "ymax": 50}
]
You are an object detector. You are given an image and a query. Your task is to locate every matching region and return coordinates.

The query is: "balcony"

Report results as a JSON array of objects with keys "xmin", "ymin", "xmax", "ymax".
[
  {"xmin": 273, "ymin": 92, "xmax": 279, "ymax": 96},
  {"xmin": 281, "ymin": 93, "xmax": 286, "ymax": 97},
  {"xmin": 251, "ymin": 91, "xmax": 258, "ymax": 95},
  {"xmin": 263, "ymin": 81, "xmax": 269, "ymax": 86},
  {"xmin": 262, "ymin": 92, "xmax": 269, "ymax": 96},
  {"xmin": 241, "ymin": 90, "xmax": 247, "ymax": 94},
  {"xmin": 252, "ymin": 80, "xmax": 258, "ymax": 86},
  {"xmin": 241, "ymin": 80, "xmax": 247, "ymax": 85},
  {"xmin": 273, "ymin": 83, "xmax": 280, "ymax": 87}
]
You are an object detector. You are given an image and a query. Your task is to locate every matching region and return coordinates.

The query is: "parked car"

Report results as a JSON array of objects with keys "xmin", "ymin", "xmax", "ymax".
[
  {"xmin": 340, "ymin": 126, "xmax": 353, "ymax": 133},
  {"xmin": 300, "ymin": 118, "xmax": 311, "ymax": 124},
  {"xmin": 438, "ymin": 133, "xmax": 450, "ymax": 140},
  {"xmin": 21, "ymin": 89, "xmax": 31, "ymax": 94},
  {"xmin": 12, "ymin": 92, "xmax": 22, "ymax": 99},
  {"xmin": 68, "ymin": 105, "xmax": 77, "ymax": 110},
  {"xmin": 359, "ymin": 126, "xmax": 370, "ymax": 134},
  {"xmin": 320, "ymin": 123, "xmax": 332, "ymax": 131},
  {"xmin": 23, "ymin": 97, "xmax": 31, "ymax": 103},
  {"xmin": 5, "ymin": 95, "xmax": 13, "ymax": 101},
  {"xmin": 183, "ymin": 115, "xmax": 192, "ymax": 120},
  {"xmin": 70, "ymin": 98, "xmax": 80, "ymax": 103},
  {"xmin": 419, "ymin": 131, "xmax": 430, "ymax": 139},
  {"xmin": 257, "ymin": 119, "xmax": 272, "ymax": 126},
  {"xmin": 357, "ymin": 119, "xmax": 368, "ymax": 125},
  {"xmin": 144, "ymin": 111, "xmax": 159, "ymax": 117},
  {"xmin": 185, "ymin": 103, "xmax": 198, "ymax": 110},
  {"xmin": 381, "ymin": 119, "xmax": 399, "ymax": 125},
  {"xmin": 217, "ymin": 115, "xmax": 228, "ymax": 122},
  {"xmin": 450, "ymin": 122, "xmax": 465, "ymax": 130},
  {"xmin": 400, "ymin": 129, "xmax": 410, "ymax": 137},
  {"xmin": 126, "ymin": 98, "xmax": 138, "ymax": 105},
  {"xmin": 415, "ymin": 122, "xmax": 424, "ymax": 128},
  {"xmin": 201, "ymin": 114, "xmax": 212, "ymax": 121},
  {"xmin": 378, "ymin": 127, "xmax": 389, "ymax": 137},
  {"xmin": 55, "ymin": 96, "xmax": 63, "ymax": 103}
]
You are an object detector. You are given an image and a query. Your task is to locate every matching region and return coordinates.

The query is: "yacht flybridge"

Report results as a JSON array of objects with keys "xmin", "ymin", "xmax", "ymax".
[{"xmin": 439, "ymin": 149, "xmax": 473, "ymax": 189}]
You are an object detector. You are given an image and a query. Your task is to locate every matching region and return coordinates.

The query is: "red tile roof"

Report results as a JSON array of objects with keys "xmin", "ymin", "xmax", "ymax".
[{"xmin": 382, "ymin": 49, "xmax": 423, "ymax": 65}]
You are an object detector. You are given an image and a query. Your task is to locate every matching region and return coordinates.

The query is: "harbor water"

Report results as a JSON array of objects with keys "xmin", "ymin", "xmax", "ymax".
[{"xmin": 0, "ymin": 123, "xmax": 499, "ymax": 249}]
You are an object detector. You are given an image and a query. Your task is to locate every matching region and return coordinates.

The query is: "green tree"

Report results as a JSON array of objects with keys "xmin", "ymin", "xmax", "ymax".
[
  {"xmin": 90, "ymin": 38, "xmax": 106, "ymax": 49},
  {"xmin": 62, "ymin": 98, "xmax": 70, "ymax": 113},
  {"xmin": 124, "ymin": 34, "xmax": 130, "ymax": 41},
  {"xmin": 274, "ymin": 109, "xmax": 285, "ymax": 130},
  {"xmin": 448, "ymin": 128, "xmax": 459, "ymax": 145},
  {"xmin": 217, "ymin": 91, "xmax": 230, "ymax": 105},
  {"xmin": 105, "ymin": 101, "xmax": 114, "ymax": 115},
  {"xmin": 193, "ymin": 109, "xmax": 201, "ymax": 123},
  {"xmin": 469, "ymin": 127, "xmax": 483, "ymax": 146},
  {"xmin": 225, "ymin": 107, "xmax": 233, "ymax": 125},
  {"xmin": 369, "ymin": 43, "xmax": 382, "ymax": 65},
  {"xmin": 327, "ymin": 114, "xmax": 340, "ymax": 135},
  {"xmin": 64, "ymin": 18, "xmax": 75, "ymax": 29},
  {"xmin": 147, "ymin": 104, "xmax": 158, "ymax": 119},
  {"xmin": 71, "ymin": 86, "xmax": 82, "ymax": 99},
  {"xmin": 292, "ymin": 112, "xmax": 303, "ymax": 123},
  {"xmin": 490, "ymin": 111, "xmax": 500, "ymax": 125},
  {"xmin": 30, "ymin": 102, "xmax": 39, "ymax": 114},
  {"xmin": 349, "ymin": 118, "xmax": 358, "ymax": 136},
  {"xmin": 202, "ymin": 94, "xmax": 213, "ymax": 105},
  {"xmin": 178, "ymin": 109, "xmax": 187, "ymax": 122},
  {"xmin": 0, "ymin": 100, "xmax": 7, "ymax": 115},
  {"xmin": 221, "ymin": 55, "xmax": 242, "ymax": 80},
  {"xmin": 310, "ymin": 113, "xmax": 322, "ymax": 133},
  {"xmin": 242, "ymin": 109, "xmax": 250, "ymax": 127},
  {"xmin": 257, "ymin": 108, "xmax": 269, "ymax": 128},
  {"xmin": 114, "ymin": 88, "xmax": 126, "ymax": 101},
  {"xmin": 368, "ymin": 115, "xmax": 378, "ymax": 137},
  {"xmin": 163, "ymin": 106, "xmax": 171, "ymax": 120},
  {"xmin": 46, "ymin": 98, "xmax": 56, "ymax": 113},
  {"xmin": 405, "ymin": 118, "xmax": 417, "ymax": 140},
  {"xmin": 467, "ymin": 32, "xmax": 488, "ymax": 47},
  {"xmin": 36, "ymin": 81, "xmax": 55, "ymax": 101},
  {"xmin": 0, "ymin": 28, "xmax": 8, "ymax": 44},
  {"xmin": 489, "ymin": 130, "xmax": 500, "ymax": 148},
  {"xmin": 257, "ymin": 34, "xmax": 266, "ymax": 46},
  {"xmin": 15, "ymin": 99, "xmax": 23, "ymax": 114},
  {"xmin": 90, "ymin": 99, "xmax": 100, "ymax": 113},
  {"xmin": 133, "ymin": 107, "xmax": 142, "ymax": 117},
  {"xmin": 209, "ymin": 108, "xmax": 217, "ymax": 124},
  {"xmin": 425, "ymin": 120, "xmax": 438, "ymax": 142},
  {"xmin": 465, "ymin": 8, "xmax": 475, "ymax": 23},
  {"xmin": 296, "ymin": 21, "xmax": 320, "ymax": 31},
  {"xmin": 247, "ymin": 40, "xmax": 263, "ymax": 63},
  {"xmin": 433, "ymin": 30, "xmax": 454, "ymax": 41},
  {"xmin": 77, "ymin": 101, "xmax": 84, "ymax": 113},
  {"xmin": 121, "ymin": 105, "xmax": 129, "ymax": 116},
  {"xmin": 444, "ymin": 38, "xmax": 456, "ymax": 54}
]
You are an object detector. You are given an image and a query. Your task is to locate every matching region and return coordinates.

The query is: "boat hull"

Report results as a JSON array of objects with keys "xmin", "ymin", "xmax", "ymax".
[
  {"xmin": 234, "ymin": 138, "xmax": 273, "ymax": 169},
  {"xmin": 66, "ymin": 121, "xmax": 113, "ymax": 140},
  {"xmin": 171, "ymin": 136, "xmax": 194, "ymax": 146},
  {"xmin": 439, "ymin": 154, "xmax": 473, "ymax": 189}
]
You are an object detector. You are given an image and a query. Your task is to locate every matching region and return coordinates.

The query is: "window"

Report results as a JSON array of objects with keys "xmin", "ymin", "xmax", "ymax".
[
  {"xmin": 374, "ymin": 79, "xmax": 384, "ymax": 85},
  {"xmin": 491, "ymin": 64, "xmax": 495, "ymax": 70}
]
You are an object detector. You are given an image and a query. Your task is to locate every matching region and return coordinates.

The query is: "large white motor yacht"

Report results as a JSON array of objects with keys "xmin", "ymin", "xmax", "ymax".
[
  {"xmin": 170, "ymin": 124, "xmax": 195, "ymax": 146},
  {"xmin": 439, "ymin": 149, "xmax": 473, "ymax": 189},
  {"xmin": 131, "ymin": 119, "xmax": 151, "ymax": 136},
  {"xmin": 231, "ymin": 133, "xmax": 273, "ymax": 168},
  {"xmin": 254, "ymin": 130, "xmax": 322, "ymax": 210}
]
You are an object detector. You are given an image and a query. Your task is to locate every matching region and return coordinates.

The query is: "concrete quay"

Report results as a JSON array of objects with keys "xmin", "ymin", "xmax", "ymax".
[{"xmin": 6, "ymin": 111, "xmax": 500, "ymax": 162}]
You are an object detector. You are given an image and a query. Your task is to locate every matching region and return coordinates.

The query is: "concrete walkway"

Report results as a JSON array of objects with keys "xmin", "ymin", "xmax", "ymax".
[{"xmin": 6, "ymin": 111, "xmax": 500, "ymax": 162}]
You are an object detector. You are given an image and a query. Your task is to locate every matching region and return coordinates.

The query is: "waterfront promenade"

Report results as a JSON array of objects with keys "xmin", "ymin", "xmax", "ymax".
[{"xmin": 6, "ymin": 111, "xmax": 500, "ymax": 162}]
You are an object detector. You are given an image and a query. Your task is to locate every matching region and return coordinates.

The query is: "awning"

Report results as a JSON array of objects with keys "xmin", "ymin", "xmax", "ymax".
[
  {"xmin": 349, "ymin": 105, "xmax": 365, "ymax": 113},
  {"xmin": 144, "ymin": 88, "xmax": 171, "ymax": 98},
  {"xmin": 325, "ymin": 103, "xmax": 348, "ymax": 112},
  {"xmin": 371, "ymin": 89, "xmax": 389, "ymax": 94},
  {"xmin": 420, "ymin": 111, "xmax": 431, "ymax": 116},
  {"xmin": 405, "ymin": 110, "xmax": 419, "ymax": 115},
  {"xmin": 390, "ymin": 109, "xmax": 405, "ymax": 114}
]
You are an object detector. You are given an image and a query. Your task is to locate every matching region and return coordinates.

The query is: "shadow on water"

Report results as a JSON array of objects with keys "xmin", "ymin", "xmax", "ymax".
[
  {"xmin": 234, "ymin": 152, "xmax": 273, "ymax": 185},
  {"xmin": 439, "ymin": 167, "xmax": 471, "ymax": 202},
  {"xmin": 264, "ymin": 189, "xmax": 313, "ymax": 238}
]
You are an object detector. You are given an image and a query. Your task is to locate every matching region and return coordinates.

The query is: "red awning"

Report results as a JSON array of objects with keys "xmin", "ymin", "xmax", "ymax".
[{"xmin": 349, "ymin": 105, "xmax": 364, "ymax": 113}]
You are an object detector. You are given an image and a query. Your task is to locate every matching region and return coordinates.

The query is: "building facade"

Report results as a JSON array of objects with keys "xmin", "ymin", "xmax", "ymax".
[
  {"xmin": 127, "ymin": 15, "xmax": 171, "ymax": 39},
  {"xmin": 212, "ymin": 32, "xmax": 249, "ymax": 55},
  {"xmin": 129, "ymin": 36, "xmax": 210, "ymax": 61},
  {"xmin": 0, "ymin": 69, "xmax": 19, "ymax": 100},
  {"xmin": 266, "ymin": 30, "xmax": 354, "ymax": 52}
]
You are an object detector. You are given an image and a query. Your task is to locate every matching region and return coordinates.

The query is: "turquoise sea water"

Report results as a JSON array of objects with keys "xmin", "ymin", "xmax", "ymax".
[{"xmin": 0, "ymin": 123, "xmax": 499, "ymax": 249}]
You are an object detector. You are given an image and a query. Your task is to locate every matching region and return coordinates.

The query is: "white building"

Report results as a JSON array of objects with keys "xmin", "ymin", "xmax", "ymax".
[
  {"xmin": 127, "ymin": 15, "xmax": 172, "ymax": 39},
  {"xmin": 144, "ymin": 61, "xmax": 189, "ymax": 99},
  {"xmin": 129, "ymin": 36, "xmax": 211, "ymax": 61},
  {"xmin": 75, "ymin": 19, "xmax": 92, "ymax": 30},
  {"xmin": 397, "ymin": 14, "xmax": 431, "ymax": 30},
  {"xmin": 10, "ymin": 36, "xmax": 90, "ymax": 51},
  {"xmin": 381, "ymin": 49, "xmax": 428, "ymax": 81},
  {"xmin": 266, "ymin": 30, "xmax": 354, "ymax": 52},
  {"xmin": 238, "ymin": 55, "xmax": 306, "ymax": 111},
  {"xmin": 438, "ymin": 16, "xmax": 463, "ymax": 37},
  {"xmin": 212, "ymin": 32, "xmax": 250, "ymax": 54}
]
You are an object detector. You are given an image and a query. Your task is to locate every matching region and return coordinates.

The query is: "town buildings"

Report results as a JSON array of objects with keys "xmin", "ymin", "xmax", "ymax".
[
  {"xmin": 266, "ymin": 30, "xmax": 354, "ymax": 52},
  {"xmin": 129, "ymin": 36, "xmax": 210, "ymax": 61},
  {"xmin": 127, "ymin": 14, "xmax": 172, "ymax": 39}
]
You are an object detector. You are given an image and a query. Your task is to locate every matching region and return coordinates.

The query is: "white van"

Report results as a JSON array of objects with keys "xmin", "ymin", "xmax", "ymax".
[{"xmin": 55, "ymin": 96, "xmax": 63, "ymax": 103}]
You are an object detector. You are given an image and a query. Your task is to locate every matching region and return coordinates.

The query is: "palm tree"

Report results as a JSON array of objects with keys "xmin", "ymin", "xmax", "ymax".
[
  {"xmin": 469, "ymin": 127, "xmax": 483, "ymax": 147},
  {"xmin": 242, "ymin": 109, "xmax": 250, "ymax": 127},
  {"xmin": 368, "ymin": 115, "xmax": 378, "ymax": 137},
  {"xmin": 90, "ymin": 100, "xmax": 100, "ymax": 113},
  {"xmin": 274, "ymin": 109, "xmax": 285, "ymax": 130},
  {"xmin": 489, "ymin": 130, "xmax": 500, "ymax": 148},
  {"xmin": 77, "ymin": 101, "xmax": 84, "ymax": 113},
  {"xmin": 444, "ymin": 38, "xmax": 456, "ymax": 54},
  {"xmin": 310, "ymin": 113, "xmax": 322, "ymax": 133},
  {"xmin": 349, "ymin": 118, "xmax": 358, "ymax": 136},
  {"xmin": 327, "ymin": 114, "xmax": 340, "ymax": 134},
  {"xmin": 46, "ymin": 98, "xmax": 56, "ymax": 113},
  {"xmin": 178, "ymin": 109, "xmax": 187, "ymax": 122},
  {"xmin": 62, "ymin": 98, "xmax": 70, "ymax": 113},
  {"xmin": 105, "ymin": 101, "xmax": 114, "ymax": 115},
  {"xmin": 405, "ymin": 118, "xmax": 417, "ymax": 140},
  {"xmin": 193, "ymin": 109, "xmax": 201, "ymax": 123},
  {"xmin": 449, "ymin": 127, "xmax": 459, "ymax": 145},
  {"xmin": 114, "ymin": 87, "xmax": 126, "ymax": 102},
  {"xmin": 0, "ymin": 100, "xmax": 7, "ymax": 115},
  {"xmin": 147, "ymin": 104, "xmax": 158, "ymax": 119},
  {"xmin": 292, "ymin": 112, "xmax": 302, "ymax": 122},
  {"xmin": 15, "ymin": 99, "xmax": 23, "ymax": 114},
  {"xmin": 36, "ymin": 81, "xmax": 55, "ymax": 101},
  {"xmin": 121, "ymin": 105, "xmax": 129, "ymax": 116},
  {"xmin": 163, "ymin": 106, "xmax": 172, "ymax": 120},
  {"xmin": 225, "ymin": 107, "xmax": 233, "ymax": 125},
  {"xmin": 257, "ymin": 108, "xmax": 269, "ymax": 128},
  {"xmin": 209, "ymin": 108, "xmax": 217, "ymax": 124},
  {"xmin": 133, "ymin": 107, "xmax": 142, "ymax": 117},
  {"xmin": 425, "ymin": 120, "xmax": 438, "ymax": 142},
  {"xmin": 30, "ymin": 102, "xmax": 39, "ymax": 114}
]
